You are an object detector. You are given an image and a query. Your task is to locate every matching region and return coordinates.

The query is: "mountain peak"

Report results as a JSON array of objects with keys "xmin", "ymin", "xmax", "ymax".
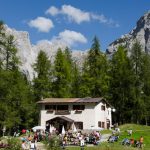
[{"xmin": 106, "ymin": 11, "xmax": 150, "ymax": 54}]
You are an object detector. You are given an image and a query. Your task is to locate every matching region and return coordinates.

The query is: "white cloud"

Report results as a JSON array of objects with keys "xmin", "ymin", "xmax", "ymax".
[
  {"xmin": 61, "ymin": 5, "xmax": 90, "ymax": 24},
  {"xmin": 46, "ymin": 5, "xmax": 90, "ymax": 24},
  {"xmin": 46, "ymin": 5, "xmax": 119, "ymax": 27},
  {"xmin": 107, "ymin": 19, "xmax": 120, "ymax": 27},
  {"xmin": 91, "ymin": 14, "xmax": 107, "ymax": 23},
  {"xmin": 37, "ymin": 30, "xmax": 87, "ymax": 53},
  {"xmin": 45, "ymin": 6, "xmax": 60, "ymax": 16},
  {"xmin": 91, "ymin": 14, "xmax": 120, "ymax": 27},
  {"xmin": 28, "ymin": 17, "xmax": 54, "ymax": 32},
  {"xmin": 52, "ymin": 29, "xmax": 87, "ymax": 46}
]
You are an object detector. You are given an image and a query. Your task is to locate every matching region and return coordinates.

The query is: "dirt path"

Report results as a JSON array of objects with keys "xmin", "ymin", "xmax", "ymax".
[{"xmin": 101, "ymin": 134, "xmax": 111, "ymax": 142}]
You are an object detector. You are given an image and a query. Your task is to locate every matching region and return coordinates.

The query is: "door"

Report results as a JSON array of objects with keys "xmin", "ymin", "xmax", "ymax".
[{"xmin": 107, "ymin": 119, "xmax": 110, "ymax": 129}]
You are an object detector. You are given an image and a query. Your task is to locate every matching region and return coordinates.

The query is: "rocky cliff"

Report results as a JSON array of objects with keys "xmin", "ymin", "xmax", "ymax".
[
  {"xmin": 106, "ymin": 11, "xmax": 150, "ymax": 54},
  {"xmin": 5, "ymin": 26, "xmax": 87, "ymax": 80}
]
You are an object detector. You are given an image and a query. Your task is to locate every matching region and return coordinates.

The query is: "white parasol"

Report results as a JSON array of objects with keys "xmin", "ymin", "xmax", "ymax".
[
  {"xmin": 32, "ymin": 126, "xmax": 45, "ymax": 132},
  {"xmin": 72, "ymin": 122, "xmax": 77, "ymax": 132},
  {"xmin": 49, "ymin": 124, "xmax": 53, "ymax": 133},
  {"xmin": 61, "ymin": 125, "xmax": 65, "ymax": 135}
]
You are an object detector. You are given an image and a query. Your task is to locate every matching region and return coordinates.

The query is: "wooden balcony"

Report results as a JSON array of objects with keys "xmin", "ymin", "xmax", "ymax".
[
  {"xmin": 46, "ymin": 110, "xmax": 54, "ymax": 113},
  {"xmin": 55, "ymin": 110, "xmax": 70, "ymax": 115},
  {"xmin": 74, "ymin": 110, "xmax": 82, "ymax": 114}
]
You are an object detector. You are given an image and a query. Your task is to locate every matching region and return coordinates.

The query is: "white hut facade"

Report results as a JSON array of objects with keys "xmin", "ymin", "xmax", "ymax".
[{"xmin": 37, "ymin": 98, "xmax": 112, "ymax": 132}]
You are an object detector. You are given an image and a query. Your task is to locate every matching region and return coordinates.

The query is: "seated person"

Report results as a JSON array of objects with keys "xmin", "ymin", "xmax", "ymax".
[
  {"xmin": 130, "ymin": 138, "xmax": 134, "ymax": 146},
  {"xmin": 122, "ymin": 138, "xmax": 130, "ymax": 145}
]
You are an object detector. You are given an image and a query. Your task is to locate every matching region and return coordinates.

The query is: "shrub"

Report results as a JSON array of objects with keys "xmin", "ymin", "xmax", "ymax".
[
  {"xmin": 2, "ymin": 137, "xmax": 21, "ymax": 150},
  {"xmin": 44, "ymin": 135, "xmax": 61, "ymax": 150}
]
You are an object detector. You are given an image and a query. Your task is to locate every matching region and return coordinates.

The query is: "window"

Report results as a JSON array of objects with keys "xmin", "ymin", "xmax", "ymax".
[
  {"xmin": 57, "ymin": 105, "xmax": 68, "ymax": 110},
  {"xmin": 102, "ymin": 122, "xmax": 105, "ymax": 128},
  {"xmin": 98, "ymin": 121, "xmax": 105, "ymax": 128},
  {"xmin": 101, "ymin": 105, "xmax": 105, "ymax": 111},
  {"xmin": 98, "ymin": 121, "xmax": 101, "ymax": 127},
  {"xmin": 73, "ymin": 105, "xmax": 85, "ymax": 110},
  {"xmin": 45, "ymin": 105, "xmax": 56, "ymax": 110}
]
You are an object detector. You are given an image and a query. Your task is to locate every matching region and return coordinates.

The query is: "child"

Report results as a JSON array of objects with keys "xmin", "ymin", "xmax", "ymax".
[{"xmin": 30, "ymin": 140, "xmax": 37, "ymax": 150}]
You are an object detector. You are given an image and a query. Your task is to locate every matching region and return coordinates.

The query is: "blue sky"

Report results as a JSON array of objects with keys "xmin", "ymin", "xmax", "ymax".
[{"xmin": 0, "ymin": 0, "xmax": 150, "ymax": 51}]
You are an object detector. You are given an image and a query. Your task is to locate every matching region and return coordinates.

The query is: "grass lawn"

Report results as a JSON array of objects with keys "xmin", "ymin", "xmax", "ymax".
[
  {"xmin": 119, "ymin": 124, "xmax": 150, "ymax": 148},
  {"xmin": 67, "ymin": 124, "xmax": 150, "ymax": 150}
]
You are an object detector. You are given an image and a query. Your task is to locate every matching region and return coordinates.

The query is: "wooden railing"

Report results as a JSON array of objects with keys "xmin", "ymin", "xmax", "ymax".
[{"xmin": 74, "ymin": 110, "xmax": 82, "ymax": 114}]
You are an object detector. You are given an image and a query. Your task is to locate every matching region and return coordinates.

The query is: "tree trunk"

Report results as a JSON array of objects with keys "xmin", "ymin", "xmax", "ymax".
[{"xmin": 145, "ymin": 117, "xmax": 148, "ymax": 126}]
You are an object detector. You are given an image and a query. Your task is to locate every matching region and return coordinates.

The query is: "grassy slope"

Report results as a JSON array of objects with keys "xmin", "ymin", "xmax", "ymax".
[
  {"xmin": 68, "ymin": 124, "xmax": 150, "ymax": 150},
  {"xmin": 119, "ymin": 124, "xmax": 150, "ymax": 149},
  {"xmin": 119, "ymin": 123, "xmax": 150, "ymax": 131}
]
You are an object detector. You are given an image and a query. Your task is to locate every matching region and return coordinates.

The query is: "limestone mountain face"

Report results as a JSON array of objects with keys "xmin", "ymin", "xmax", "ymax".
[
  {"xmin": 5, "ymin": 26, "xmax": 87, "ymax": 80},
  {"xmin": 106, "ymin": 11, "xmax": 150, "ymax": 55},
  {"xmin": 6, "ymin": 26, "xmax": 36, "ymax": 79}
]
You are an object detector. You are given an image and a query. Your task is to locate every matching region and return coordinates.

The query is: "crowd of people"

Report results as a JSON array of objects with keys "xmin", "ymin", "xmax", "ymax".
[
  {"xmin": 60, "ymin": 130, "xmax": 101, "ymax": 146},
  {"xmin": 20, "ymin": 129, "xmax": 102, "ymax": 149},
  {"xmin": 19, "ymin": 127, "xmax": 144, "ymax": 149}
]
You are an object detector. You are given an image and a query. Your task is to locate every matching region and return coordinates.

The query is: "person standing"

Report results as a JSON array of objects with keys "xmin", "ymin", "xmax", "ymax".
[
  {"xmin": 30, "ymin": 140, "xmax": 37, "ymax": 150},
  {"xmin": 21, "ymin": 141, "xmax": 28, "ymax": 150},
  {"xmin": 139, "ymin": 136, "xmax": 144, "ymax": 148}
]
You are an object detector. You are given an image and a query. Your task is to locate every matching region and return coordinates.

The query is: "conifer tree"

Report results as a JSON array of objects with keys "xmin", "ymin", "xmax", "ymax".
[
  {"xmin": 64, "ymin": 47, "xmax": 73, "ymax": 66},
  {"xmin": 80, "ymin": 36, "xmax": 109, "ymax": 97},
  {"xmin": 64, "ymin": 47, "xmax": 73, "ymax": 95},
  {"xmin": 71, "ymin": 61, "xmax": 81, "ymax": 97},
  {"xmin": 130, "ymin": 41, "xmax": 145, "ymax": 123},
  {"xmin": 53, "ymin": 48, "xmax": 72, "ymax": 97},
  {"xmin": 109, "ymin": 46, "xmax": 135, "ymax": 124},
  {"xmin": 79, "ymin": 59, "xmax": 92, "ymax": 97},
  {"xmin": 1, "ymin": 71, "xmax": 34, "ymax": 129},
  {"xmin": 0, "ymin": 22, "xmax": 34, "ymax": 130},
  {"xmin": 140, "ymin": 53, "xmax": 150, "ymax": 125},
  {"xmin": 4, "ymin": 35, "xmax": 20, "ymax": 70},
  {"xmin": 33, "ymin": 50, "xmax": 52, "ymax": 100}
]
